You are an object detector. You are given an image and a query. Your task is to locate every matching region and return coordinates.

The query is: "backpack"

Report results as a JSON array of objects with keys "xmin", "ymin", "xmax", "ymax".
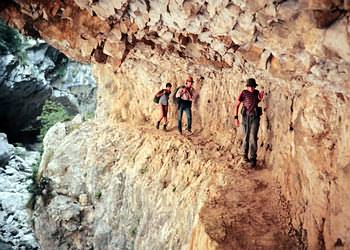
[
  {"xmin": 153, "ymin": 90, "xmax": 164, "ymax": 104},
  {"xmin": 172, "ymin": 85, "xmax": 185, "ymax": 105}
]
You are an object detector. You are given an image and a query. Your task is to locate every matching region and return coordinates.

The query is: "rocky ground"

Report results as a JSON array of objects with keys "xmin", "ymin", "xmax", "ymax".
[{"xmin": 0, "ymin": 133, "xmax": 40, "ymax": 249}]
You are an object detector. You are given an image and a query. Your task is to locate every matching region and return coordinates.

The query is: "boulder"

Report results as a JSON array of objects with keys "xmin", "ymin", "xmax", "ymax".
[{"xmin": 0, "ymin": 133, "xmax": 14, "ymax": 167}]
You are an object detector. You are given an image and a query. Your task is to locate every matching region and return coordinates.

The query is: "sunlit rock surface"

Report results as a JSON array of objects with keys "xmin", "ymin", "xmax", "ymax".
[{"xmin": 1, "ymin": 0, "xmax": 350, "ymax": 249}]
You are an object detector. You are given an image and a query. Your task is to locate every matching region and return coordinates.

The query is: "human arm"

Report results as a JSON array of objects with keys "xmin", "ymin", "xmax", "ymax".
[
  {"xmin": 175, "ymin": 87, "xmax": 184, "ymax": 98},
  {"xmin": 258, "ymin": 90, "xmax": 264, "ymax": 101},
  {"xmin": 156, "ymin": 89, "xmax": 165, "ymax": 97},
  {"xmin": 234, "ymin": 99, "xmax": 241, "ymax": 127},
  {"xmin": 188, "ymin": 87, "xmax": 195, "ymax": 101}
]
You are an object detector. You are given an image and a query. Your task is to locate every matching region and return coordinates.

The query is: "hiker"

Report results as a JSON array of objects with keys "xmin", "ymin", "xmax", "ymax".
[
  {"xmin": 155, "ymin": 82, "xmax": 172, "ymax": 130},
  {"xmin": 234, "ymin": 78, "xmax": 264, "ymax": 167},
  {"xmin": 175, "ymin": 76, "xmax": 194, "ymax": 135}
]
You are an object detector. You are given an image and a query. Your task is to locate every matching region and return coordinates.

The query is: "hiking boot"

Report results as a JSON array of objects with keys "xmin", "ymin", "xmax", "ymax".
[
  {"xmin": 249, "ymin": 159, "xmax": 257, "ymax": 168},
  {"xmin": 163, "ymin": 124, "xmax": 167, "ymax": 131},
  {"xmin": 156, "ymin": 121, "xmax": 160, "ymax": 129},
  {"xmin": 186, "ymin": 129, "xmax": 193, "ymax": 135}
]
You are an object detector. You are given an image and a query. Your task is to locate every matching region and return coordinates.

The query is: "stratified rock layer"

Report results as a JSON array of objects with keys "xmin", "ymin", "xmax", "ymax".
[{"xmin": 1, "ymin": 0, "xmax": 350, "ymax": 249}]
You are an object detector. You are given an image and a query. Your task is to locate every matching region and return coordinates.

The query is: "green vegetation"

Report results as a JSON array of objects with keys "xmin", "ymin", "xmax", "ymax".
[
  {"xmin": 130, "ymin": 227, "xmax": 137, "ymax": 237},
  {"xmin": 129, "ymin": 219, "xmax": 140, "ymax": 250},
  {"xmin": 0, "ymin": 20, "xmax": 30, "ymax": 65},
  {"xmin": 37, "ymin": 100, "xmax": 73, "ymax": 141},
  {"xmin": 27, "ymin": 161, "xmax": 40, "ymax": 194},
  {"xmin": 26, "ymin": 101, "xmax": 73, "ymax": 208},
  {"xmin": 95, "ymin": 191, "xmax": 102, "ymax": 200},
  {"xmin": 0, "ymin": 19, "xmax": 22, "ymax": 54},
  {"xmin": 26, "ymin": 160, "xmax": 52, "ymax": 209}
]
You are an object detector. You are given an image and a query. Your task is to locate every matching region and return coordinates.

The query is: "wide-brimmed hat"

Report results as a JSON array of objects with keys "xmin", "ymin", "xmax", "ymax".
[{"xmin": 246, "ymin": 78, "xmax": 257, "ymax": 87}]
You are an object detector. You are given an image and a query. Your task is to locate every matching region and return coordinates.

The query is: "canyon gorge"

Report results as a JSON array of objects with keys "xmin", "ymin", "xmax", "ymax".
[
  {"xmin": 1, "ymin": 0, "xmax": 350, "ymax": 249},
  {"xmin": 0, "ymin": 16, "xmax": 96, "ymax": 249}
]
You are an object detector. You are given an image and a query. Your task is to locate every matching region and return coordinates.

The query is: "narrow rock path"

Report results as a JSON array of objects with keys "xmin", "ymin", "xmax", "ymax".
[
  {"xmin": 140, "ymin": 124, "xmax": 301, "ymax": 249},
  {"xmin": 199, "ymin": 167, "xmax": 300, "ymax": 250}
]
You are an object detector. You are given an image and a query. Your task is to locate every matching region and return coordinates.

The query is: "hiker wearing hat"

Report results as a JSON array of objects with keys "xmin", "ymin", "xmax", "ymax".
[{"xmin": 234, "ymin": 78, "xmax": 264, "ymax": 167}]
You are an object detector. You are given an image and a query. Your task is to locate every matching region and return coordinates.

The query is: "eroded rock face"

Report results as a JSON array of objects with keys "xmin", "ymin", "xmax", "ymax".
[
  {"xmin": 35, "ymin": 118, "xmax": 299, "ymax": 250},
  {"xmin": 92, "ymin": 48, "xmax": 350, "ymax": 250},
  {"xmin": 50, "ymin": 62, "xmax": 97, "ymax": 115},
  {"xmin": 1, "ymin": 0, "xmax": 350, "ymax": 249}
]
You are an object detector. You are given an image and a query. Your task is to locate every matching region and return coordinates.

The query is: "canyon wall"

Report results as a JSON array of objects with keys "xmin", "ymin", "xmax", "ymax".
[
  {"xmin": 1, "ymin": 0, "xmax": 350, "ymax": 249},
  {"xmin": 0, "ymin": 20, "xmax": 96, "ymax": 143}
]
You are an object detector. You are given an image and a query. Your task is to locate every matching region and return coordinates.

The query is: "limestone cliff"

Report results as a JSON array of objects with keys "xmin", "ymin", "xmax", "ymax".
[{"xmin": 1, "ymin": 0, "xmax": 350, "ymax": 249}]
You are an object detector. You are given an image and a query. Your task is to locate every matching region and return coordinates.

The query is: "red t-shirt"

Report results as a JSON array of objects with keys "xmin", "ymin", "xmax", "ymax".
[{"xmin": 238, "ymin": 90, "xmax": 260, "ymax": 115}]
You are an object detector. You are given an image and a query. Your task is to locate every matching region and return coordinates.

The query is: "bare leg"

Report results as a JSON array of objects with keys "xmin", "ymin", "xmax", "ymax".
[
  {"xmin": 163, "ymin": 105, "xmax": 168, "ymax": 124},
  {"xmin": 159, "ymin": 105, "xmax": 165, "ymax": 122}
]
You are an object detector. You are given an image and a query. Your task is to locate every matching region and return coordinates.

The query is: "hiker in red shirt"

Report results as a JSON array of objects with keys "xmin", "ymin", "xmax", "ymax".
[{"xmin": 234, "ymin": 78, "xmax": 264, "ymax": 167}]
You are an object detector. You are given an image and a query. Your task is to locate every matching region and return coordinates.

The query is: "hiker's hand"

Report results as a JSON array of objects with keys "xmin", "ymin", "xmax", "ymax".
[
  {"xmin": 259, "ymin": 91, "xmax": 265, "ymax": 100},
  {"xmin": 234, "ymin": 118, "xmax": 240, "ymax": 127}
]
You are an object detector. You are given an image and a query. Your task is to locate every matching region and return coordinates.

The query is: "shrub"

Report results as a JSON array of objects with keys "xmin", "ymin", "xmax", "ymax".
[
  {"xmin": 27, "ymin": 161, "xmax": 40, "ymax": 195},
  {"xmin": 130, "ymin": 227, "xmax": 137, "ymax": 237},
  {"xmin": 0, "ymin": 20, "xmax": 29, "ymax": 65},
  {"xmin": 26, "ymin": 160, "xmax": 52, "ymax": 209},
  {"xmin": 37, "ymin": 100, "xmax": 73, "ymax": 141},
  {"xmin": 95, "ymin": 191, "xmax": 102, "ymax": 200},
  {"xmin": 0, "ymin": 19, "xmax": 22, "ymax": 54}
]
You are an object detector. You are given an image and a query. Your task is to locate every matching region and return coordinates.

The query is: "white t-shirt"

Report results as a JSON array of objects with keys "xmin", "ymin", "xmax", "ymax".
[{"xmin": 159, "ymin": 93, "xmax": 169, "ymax": 105}]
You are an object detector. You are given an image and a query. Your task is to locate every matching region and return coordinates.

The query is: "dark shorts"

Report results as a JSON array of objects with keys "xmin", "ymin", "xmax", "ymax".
[{"xmin": 161, "ymin": 105, "xmax": 168, "ymax": 117}]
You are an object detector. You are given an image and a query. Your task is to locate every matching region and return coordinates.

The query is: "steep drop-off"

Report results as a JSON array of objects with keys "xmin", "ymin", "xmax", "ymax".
[
  {"xmin": 1, "ymin": 0, "xmax": 350, "ymax": 249},
  {"xmin": 0, "ymin": 20, "xmax": 96, "ymax": 143},
  {"xmin": 36, "ymin": 118, "xmax": 298, "ymax": 250}
]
